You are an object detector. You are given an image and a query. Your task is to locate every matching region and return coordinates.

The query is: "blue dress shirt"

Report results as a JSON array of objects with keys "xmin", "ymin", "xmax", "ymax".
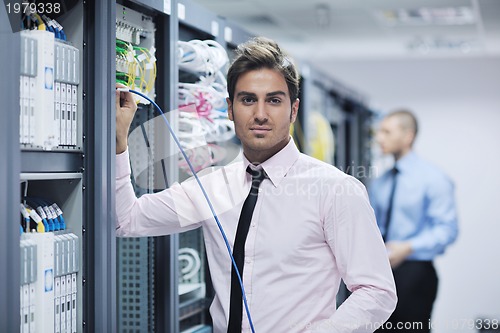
[{"xmin": 369, "ymin": 152, "xmax": 459, "ymax": 261}]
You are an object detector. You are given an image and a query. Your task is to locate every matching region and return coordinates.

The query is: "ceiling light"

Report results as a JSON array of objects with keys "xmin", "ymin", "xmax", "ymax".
[{"xmin": 376, "ymin": 6, "xmax": 476, "ymax": 26}]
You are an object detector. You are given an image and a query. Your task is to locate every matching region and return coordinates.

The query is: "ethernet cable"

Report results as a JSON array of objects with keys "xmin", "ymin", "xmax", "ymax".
[
  {"xmin": 25, "ymin": 197, "xmax": 66, "ymax": 231},
  {"xmin": 117, "ymin": 87, "xmax": 256, "ymax": 333},
  {"xmin": 178, "ymin": 40, "xmax": 228, "ymax": 79},
  {"xmin": 51, "ymin": 18, "xmax": 66, "ymax": 40},
  {"xmin": 177, "ymin": 39, "xmax": 231, "ymax": 145},
  {"xmin": 44, "ymin": 204, "xmax": 59, "ymax": 231},
  {"xmin": 174, "ymin": 106, "xmax": 231, "ymax": 172},
  {"xmin": 25, "ymin": 197, "xmax": 54, "ymax": 231},
  {"xmin": 116, "ymin": 41, "xmax": 138, "ymax": 89},
  {"xmin": 33, "ymin": 13, "xmax": 46, "ymax": 31},
  {"xmin": 51, "ymin": 203, "xmax": 66, "ymax": 230},
  {"xmin": 133, "ymin": 46, "xmax": 156, "ymax": 93},
  {"xmin": 29, "ymin": 209, "xmax": 45, "ymax": 233},
  {"xmin": 20, "ymin": 204, "xmax": 31, "ymax": 233},
  {"xmin": 43, "ymin": 200, "xmax": 58, "ymax": 231},
  {"xmin": 23, "ymin": 205, "xmax": 45, "ymax": 233},
  {"xmin": 25, "ymin": 208, "xmax": 36, "ymax": 231},
  {"xmin": 36, "ymin": 206, "xmax": 50, "ymax": 231},
  {"xmin": 24, "ymin": 198, "xmax": 51, "ymax": 231},
  {"xmin": 42, "ymin": 202, "xmax": 60, "ymax": 230},
  {"xmin": 179, "ymin": 247, "xmax": 202, "ymax": 281},
  {"xmin": 178, "ymin": 83, "xmax": 234, "ymax": 143},
  {"xmin": 41, "ymin": 15, "xmax": 55, "ymax": 35},
  {"xmin": 116, "ymin": 40, "xmax": 157, "ymax": 100}
]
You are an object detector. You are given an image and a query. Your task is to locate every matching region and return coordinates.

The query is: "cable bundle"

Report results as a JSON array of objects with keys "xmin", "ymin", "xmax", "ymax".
[
  {"xmin": 177, "ymin": 40, "xmax": 234, "ymax": 173},
  {"xmin": 21, "ymin": 198, "xmax": 66, "ymax": 234},
  {"xmin": 178, "ymin": 40, "xmax": 228, "ymax": 81},
  {"xmin": 21, "ymin": 12, "xmax": 67, "ymax": 40},
  {"xmin": 116, "ymin": 39, "xmax": 156, "ymax": 103}
]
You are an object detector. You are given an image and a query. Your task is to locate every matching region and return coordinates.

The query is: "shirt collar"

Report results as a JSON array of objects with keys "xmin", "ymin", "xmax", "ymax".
[
  {"xmin": 243, "ymin": 137, "xmax": 300, "ymax": 188},
  {"xmin": 395, "ymin": 151, "xmax": 417, "ymax": 173}
]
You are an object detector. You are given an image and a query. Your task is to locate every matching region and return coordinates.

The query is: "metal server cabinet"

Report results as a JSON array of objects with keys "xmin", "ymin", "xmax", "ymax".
[
  {"xmin": 298, "ymin": 65, "xmax": 333, "ymax": 159},
  {"xmin": 0, "ymin": 3, "xmax": 21, "ymax": 332},
  {"xmin": 84, "ymin": 1, "xmax": 118, "ymax": 331},
  {"xmin": 114, "ymin": 3, "xmax": 157, "ymax": 332},
  {"xmin": 113, "ymin": 1, "xmax": 175, "ymax": 332},
  {"xmin": 325, "ymin": 92, "xmax": 348, "ymax": 170},
  {"xmin": 22, "ymin": 2, "xmax": 86, "ymax": 331},
  {"xmin": 298, "ymin": 63, "xmax": 373, "ymax": 178},
  {"xmin": 176, "ymin": 1, "xmax": 224, "ymax": 331},
  {"xmin": 340, "ymin": 97, "xmax": 374, "ymax": 184},
  {"xmin": 0, "ymin": 0, "xmax": 117, "ymax": 332}
]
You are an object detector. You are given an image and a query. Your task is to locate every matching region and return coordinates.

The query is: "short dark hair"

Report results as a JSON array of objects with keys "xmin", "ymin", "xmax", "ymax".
[
  {"xmin": 387, "ymin": 109, "xmax": 419, "ymax": 142},
  {"xmin": 227, "ymin": 37, "xmax": 300, "ymax": 105}
]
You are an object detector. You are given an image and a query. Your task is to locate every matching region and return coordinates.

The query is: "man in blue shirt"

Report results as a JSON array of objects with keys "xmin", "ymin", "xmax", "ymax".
[{"xmin": 369, "ymin": 110, "xmax": 458, "ymax": 332}]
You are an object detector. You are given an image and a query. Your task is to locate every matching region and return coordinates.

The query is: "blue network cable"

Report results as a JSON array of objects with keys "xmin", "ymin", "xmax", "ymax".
[
  {"xmin": 24, "ymin": 198, "xmax": 51, "ymax": 231},
  {"xmin": 25, "ymin": 197, "xmax": 60, "ymax": 231},
  {"xmin": 118, "ymin": 88, "xmax": 256, "ymax": 333}
]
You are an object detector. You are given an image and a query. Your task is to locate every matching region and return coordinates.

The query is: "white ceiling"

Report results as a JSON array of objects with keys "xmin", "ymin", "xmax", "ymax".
[{"xmin": 191, "ymin": 0, "xmax": 500, "ymax": 63}]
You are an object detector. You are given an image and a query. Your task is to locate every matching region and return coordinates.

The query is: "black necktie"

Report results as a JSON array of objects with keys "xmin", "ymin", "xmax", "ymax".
[
  {"xmin": 227, "ymin": 166, "xmax": 266, "ymax": 333},
  {"xmin": 382, "ymin": 167, "xmax": 399, "ymax": 242}
]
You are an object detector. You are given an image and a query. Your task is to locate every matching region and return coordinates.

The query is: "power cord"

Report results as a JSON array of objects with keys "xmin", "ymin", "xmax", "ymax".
[{"xmin": 117, "ymin": 87, "xmax": 256, "ymax": 333}]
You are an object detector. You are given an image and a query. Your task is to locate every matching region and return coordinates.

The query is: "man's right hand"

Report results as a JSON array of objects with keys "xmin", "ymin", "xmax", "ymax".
[{"xmin": 116, "ymin": 83, "xmax": 138, "ymax": 154}]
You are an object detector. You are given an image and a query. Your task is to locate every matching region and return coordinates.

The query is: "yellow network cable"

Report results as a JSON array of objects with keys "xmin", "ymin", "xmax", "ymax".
[
  {"xmin": 117, "ymin": 40, "xmax": 137, "ymax": 88},
  {"xmin": 117, "ymin": 41, "xmax": 157, "ymax": 99},
  {"xmin": 128, "ymin": 61, "xmax": 137, "ymax": 87},
  {"xmin": 37, "ymin": 220, "xmax": 45, "ymax": 233},
  {"xmin": 136, "ymin": 62, "xmax": 147, "ymax": 92},
  {"xmin": 33, "ymin": 13, "xmax": 46, "ymax": 30},
  {"xmin": 26, "ymin": 207, "xmax": 45, "ymax": 233},
  {"xmin": 146, "ymin": 54, "xmax": 156, "ymax": 93},
  {"xmin": 140, "ymin": 49, "xmax": 153, "ymax": 92},
  {"xmin": 133, "ymin": 46, "xmax": 156, "ymax": 94}
]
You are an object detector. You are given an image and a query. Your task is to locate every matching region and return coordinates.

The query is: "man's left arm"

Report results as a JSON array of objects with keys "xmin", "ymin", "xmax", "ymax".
[
  {"xmin": 314, "ymin": 177, "xmax": 397, "ymax": 333},
  {"xmin": 405, "ymin": 174, "xmax": 459, "ymax": 258}
]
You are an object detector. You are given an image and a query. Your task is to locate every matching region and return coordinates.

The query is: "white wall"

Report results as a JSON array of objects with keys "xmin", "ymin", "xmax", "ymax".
[{"xmin": 327, "ymin": 57, "xmax": 500, "ymax": 332}]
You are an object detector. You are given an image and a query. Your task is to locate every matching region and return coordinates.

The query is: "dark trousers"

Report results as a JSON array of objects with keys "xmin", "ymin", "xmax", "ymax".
[{"xmin": 376, "ymin": 261, "xmax": 438, "ymax": 332}]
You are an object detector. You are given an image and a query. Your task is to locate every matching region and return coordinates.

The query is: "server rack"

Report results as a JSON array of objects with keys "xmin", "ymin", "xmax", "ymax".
[
  {"xmin": 0, "ymin": 4, "xmax": 21, "ymax": 332},
  {"xmin": 108, "ymin": 1, "xmax": 179, "ymax": 332},
  {"xmin": 114, "ymin": 2, "xmax": 160, "ymax": 332},
  {"xmin": 177, "ymin": 1, "xmax": 224, "ymax": 331},
  {"xmin": 298, "ymin": 63, "xmax": 373, "ymax": 179},
  {"xmin": 0, "ymin": 0, "xmax": 118, "ymax": 331},
  {"xmin": 152, "ymin": 2, "xmax": 180, "ymax": 331},
  {"xmin": 83, "ymin": 1, "xmax": 117, "ymax": 331},
  {"xmin": 341, "ymin": 98, "xmax": 374, "ymax": 184},
  {"xmin": 325, "ymin": 92, "xmax": 348, "ymax": 170}
]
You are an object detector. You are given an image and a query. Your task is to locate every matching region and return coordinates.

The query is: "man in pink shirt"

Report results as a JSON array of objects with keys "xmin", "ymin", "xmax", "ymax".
[{"xmin": 115, "ymin": 37, "xmax": 396, "ymax": 332}]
